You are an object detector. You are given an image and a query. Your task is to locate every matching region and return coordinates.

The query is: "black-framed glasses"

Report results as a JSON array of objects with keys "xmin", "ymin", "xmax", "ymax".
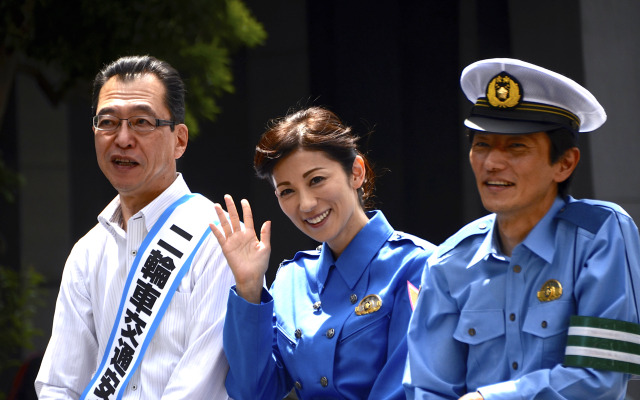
[{"xmin": 92, "ymin": 115, "xmax": 176, "ymax": 133}]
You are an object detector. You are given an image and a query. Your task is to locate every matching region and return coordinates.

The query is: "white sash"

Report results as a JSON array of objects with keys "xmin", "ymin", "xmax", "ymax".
[{"xmin": 81, "ymin": 194, "xmax": 211, "ymax": 399}]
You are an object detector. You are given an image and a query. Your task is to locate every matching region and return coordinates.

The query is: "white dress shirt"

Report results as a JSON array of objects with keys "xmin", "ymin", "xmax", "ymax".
[{"xmin": 35, "ymin": 174, "xmax": 234, "ymax": 399}]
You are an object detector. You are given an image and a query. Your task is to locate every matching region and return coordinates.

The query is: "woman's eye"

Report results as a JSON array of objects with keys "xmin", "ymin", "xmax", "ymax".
[
  {"xmin": 279, "ymin": 188, "xmax": 293, "ymax": 197},
  {"xmin": 310, "ymin": 176, "xmax": 325, "ymax": 185}
]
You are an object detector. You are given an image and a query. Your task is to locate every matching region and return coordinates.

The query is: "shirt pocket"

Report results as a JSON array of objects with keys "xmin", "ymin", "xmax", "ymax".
[
  {"xmin": 522, "ymin": 301, "xmax": 572, "ymax": 367},
  {"xmin": 276, "ymin": 322, "xmax": 298, "ymax": 356},
  {"xmin": 339, "ymin": 309, "xmax": 390, "ymax": 345},
  {"xmin": 454, "ymin": 309, "xmax": 505, "ymax": 370}
]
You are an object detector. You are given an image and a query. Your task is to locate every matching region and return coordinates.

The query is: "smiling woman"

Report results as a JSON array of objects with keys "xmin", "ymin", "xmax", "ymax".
[{"xmin": 209, "ymin": 106, "xmax": 435, "ymax": 400}]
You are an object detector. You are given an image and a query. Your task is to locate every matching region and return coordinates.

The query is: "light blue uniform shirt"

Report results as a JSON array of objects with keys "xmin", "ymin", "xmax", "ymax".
[
  {"xmin": 224, "ymin": 210, "xmax": 434, "ymax": 399},
  {"xmin": 404, "ymin": 196, "xmax": 640, "ymax": 399}
]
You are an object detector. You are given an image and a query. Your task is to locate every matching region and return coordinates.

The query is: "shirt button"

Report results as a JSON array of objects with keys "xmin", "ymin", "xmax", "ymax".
[
  {"xmin": 320, "ymin": 376, "xmax": 328, "ymax": 387},
  {"xmin": 326, "ymin": 328, "xmax": 335, "ymax": 339},
  {"xmin": 295, "ymin": 329, "xmax": 302, "ymax": 339},
  {"xmin": 513, "ymin": 265, "xmax": 522, "ymax": 273},
  {"xmin": 541, "ymin": 320, "xmax": 548, "ymax": 328},
  {"xmin": 512, "ymin": 362, "xmax": 519, "ymax": 370},
  {"xmin": 131, "ymin": 385, "xmax": 137, "ymax": 391},
  {"xmin": 468, "ymin": 328, "xmax": 476, "ymax": 336},
  {"xmin": 350, "ymin": 294, "xmax": 358, "ymax": 304},
  {"xmin": 509, "ymin": 313, "xmax": 516, "ymax": 321},
  {"xmin": 131, "ymin": 250, "xmax": 137, "ymax": 256},
  {"xmin": 295, "ymin": 381, "xmax": 302, "ymax": 389}
]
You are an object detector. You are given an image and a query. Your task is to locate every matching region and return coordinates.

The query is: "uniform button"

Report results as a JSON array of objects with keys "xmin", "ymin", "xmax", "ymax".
[
  {"xmin": 295, "ymin": 329, "xmax": 302, "ymax": 339},
  {"xmin": 509, "ymin": 313, "xmax": 516, "ymax": 321},
  {"xmin": 468, "ymin": 328, "xmax": 476, "ymax": 336},
  {"xmin": 320, "ymin": 376, "xmax": 328, "ymax": 387},
  {"xmin": 131, "ymin": 385, "xmax": 137, "ymax": 391},
  {"xmin": 295, "ymin": 381, "xmax": 302, "ymax": 389},
  {"xmin": 350, "ymin": 294, "xmax": 358, "ymax": 304},
  {"xmin": 326, "ymin": 328, "xmax": 335, "ymax": 339},
  {"xmin": 512, "ymin": 362, "xmax": 518, "ymax": 370},
  {"xmin": 541, "ymin": 321, "xmax": 548, "ymax": 328},
  {"xmin": 132, "ymin": 250, "xmax": 137, "ymax": 256},
  {"xmin": 478, "ymin": 223, "xmax": 487, "ymax": 230},
  {"xmin": 513, "ymin": 265, "xmax": 521, "ymax": 273}
]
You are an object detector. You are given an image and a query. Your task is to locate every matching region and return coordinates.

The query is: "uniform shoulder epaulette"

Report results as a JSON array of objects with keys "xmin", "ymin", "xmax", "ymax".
[
  {"xmin": 389, "ymin": 231, "xmax": 435, "ymax": 250},
  {"xmin": 437, "ymin": 214, "xmax": 495, "ymax": 255},
  {"xmin": 556, "ymin": 200, "xmax": 618, "ymax": 234}
]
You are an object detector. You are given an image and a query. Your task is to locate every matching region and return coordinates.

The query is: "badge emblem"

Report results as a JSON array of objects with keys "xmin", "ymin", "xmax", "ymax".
[
  {"xmin": 537, "ymin": 279, "xmax": 562, "ymax": 302},
  {"xmin": 355, "ymin": 294, "xmax": 382, "ymax": 315},
  {"xmin": 486, "ymin": 72, "xmax": 522, "ymax": 109}
]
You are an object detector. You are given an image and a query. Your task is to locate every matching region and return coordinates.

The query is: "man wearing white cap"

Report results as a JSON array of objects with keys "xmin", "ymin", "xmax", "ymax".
[{"xmin": 403, "ymin": 58, "xmax": 640, "ymax": 399}]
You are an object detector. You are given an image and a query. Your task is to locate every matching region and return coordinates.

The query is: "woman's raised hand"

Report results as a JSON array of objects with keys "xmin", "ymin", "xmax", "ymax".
[{"xmin": 210, "ymin": 195, "xmax": 271, "ymax": 304}]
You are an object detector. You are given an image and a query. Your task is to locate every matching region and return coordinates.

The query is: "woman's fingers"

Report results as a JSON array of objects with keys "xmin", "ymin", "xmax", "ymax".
[
  {"xmin": 224, "ymin": 194, "xmax": 243, "ymax": 233},
  {"xmin": 210, "ymin": 203, "xmax": 230, "ymax": 240},
  {"xmin": 240, "ymin": 199, "xmax": 254, "ymax": 232},
  {"xmin": 260, "ymin": 220, "xmax": 271, "ymax": 250}
]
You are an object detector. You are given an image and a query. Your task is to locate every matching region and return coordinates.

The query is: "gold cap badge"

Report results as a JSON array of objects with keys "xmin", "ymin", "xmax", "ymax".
[
  {"xmin": 486, "ymin": 73, "xmax": 522, "ymax": 109},
  {"xmin": 355, "ymin": 294, "xmax": 382, "ymax": 316},
  {"xmin": 537, "ymin": 279, "xmax": 563, "ymax": 302}
]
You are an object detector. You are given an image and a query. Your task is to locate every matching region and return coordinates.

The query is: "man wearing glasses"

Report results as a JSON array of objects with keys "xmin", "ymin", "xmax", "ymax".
[{"xmin": 35, "ymin": 55, "xmax": 234, "ymax": 399}]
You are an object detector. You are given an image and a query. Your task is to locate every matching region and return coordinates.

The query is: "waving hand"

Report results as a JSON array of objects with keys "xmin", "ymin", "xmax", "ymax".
[{"xmin": 210, "ymin": 195, "xmax": 271, "ymax": 304}]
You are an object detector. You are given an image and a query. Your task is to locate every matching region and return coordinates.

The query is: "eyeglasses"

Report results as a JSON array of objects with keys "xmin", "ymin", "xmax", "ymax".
[{"xmin": 92, "ymin": 115, "xmax": 176, "ymax": 133}]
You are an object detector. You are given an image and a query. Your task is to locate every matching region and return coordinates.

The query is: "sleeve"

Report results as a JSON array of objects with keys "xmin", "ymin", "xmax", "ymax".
[
  {"xmin": 160, "ymin": 235, "xmax": 236, "ymax": 399},
  {"xmin": 477, "ymin": 213, "xmax": 636, "ymax": 400},
  {"xmin": 35, "ymin": 241, "xmax": 99, "ymax": 399},
  {"xmin": 223, "ymin": 286, "xmax": 294, "ymax": 400},
  {"xmin": 370, "ymin": 249, "xmax": 431, "ymax": 400},
  {"xmin": 403, "ymin": 258, "xmax": 470, "ymax": 400}
]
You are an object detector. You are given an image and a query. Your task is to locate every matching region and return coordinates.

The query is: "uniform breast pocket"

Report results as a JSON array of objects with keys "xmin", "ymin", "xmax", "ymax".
[
  {"xmin": 453, "ymin": 309, "xmax": 505, "ymax": 370},
  {"xmin": 339, "ymin": 310, "xmax": 390, "ymax": 346},
  {"xmin": 276, "ymin": 322, "xmax": 297, "ymax": 360},
  {"xmin": 522, "ymin": 301, "xmax": 572, "ymax": 368}
]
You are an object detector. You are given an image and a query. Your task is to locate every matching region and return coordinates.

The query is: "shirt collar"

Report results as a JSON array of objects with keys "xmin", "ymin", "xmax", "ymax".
[
  {"xmin": 520, "ymin": 196, "xmax": 565, "ymax": 263},
  {"xmin": 468, "ymin": 216, "xmax": 504, "ymax": 267},
  {"xmin": 469, "ymin": 196, "xmax": 565, "ymax": 266},
  {"xmin": 98, "ymin": 173, "xmax": 191, "ymax": 234},
  {"xmin": 315, "ymin": 210, "xmax": 393, "ymax": 291}
]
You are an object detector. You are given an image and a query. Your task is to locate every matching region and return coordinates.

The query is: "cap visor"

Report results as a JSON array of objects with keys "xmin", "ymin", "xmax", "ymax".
[{"xmin": 464, "ymin": 116, "xmax": 562, "ymax": 134}]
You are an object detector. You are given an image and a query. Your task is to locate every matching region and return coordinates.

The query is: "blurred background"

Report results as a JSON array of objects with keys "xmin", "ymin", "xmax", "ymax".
[{"xmin": 1, "ymin": 0, "xmax": 639, "ymax": 398}]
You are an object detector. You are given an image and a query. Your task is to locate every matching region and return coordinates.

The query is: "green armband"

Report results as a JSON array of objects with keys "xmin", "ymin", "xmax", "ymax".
[{"xmin": 564, "ymin": 315, "xmax": 640, "ymax": 374}]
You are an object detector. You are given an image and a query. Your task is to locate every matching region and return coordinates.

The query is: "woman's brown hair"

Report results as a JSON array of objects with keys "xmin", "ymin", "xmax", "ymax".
[{"xmin": 254, "ymin": 107, "xmax": 376, "ymax": 209}]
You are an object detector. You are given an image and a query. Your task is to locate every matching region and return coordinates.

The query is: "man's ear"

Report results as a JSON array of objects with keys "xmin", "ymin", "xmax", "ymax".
[
  {"xmin": 174, "ymin": 124, "xmax": 189, "ymax": 159},
  {"xmin": 554, "ymin": 147, "xmax": 580, "ymax": 183}
]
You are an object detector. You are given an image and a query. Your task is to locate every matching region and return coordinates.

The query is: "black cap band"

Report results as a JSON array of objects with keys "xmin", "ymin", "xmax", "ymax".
[{"xmin": 470, "ymin": 98, "xmax": 580, "ymax": 133}]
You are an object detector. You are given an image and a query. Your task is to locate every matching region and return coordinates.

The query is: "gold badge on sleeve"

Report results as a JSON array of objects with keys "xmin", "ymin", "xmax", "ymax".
[
  {"xmin": 537, "ymin": 279, "xmax": 563, "ymax": 302},
  {"xmin": 355, "ymin": 294, "xmax": 382, "ymax": 316}
]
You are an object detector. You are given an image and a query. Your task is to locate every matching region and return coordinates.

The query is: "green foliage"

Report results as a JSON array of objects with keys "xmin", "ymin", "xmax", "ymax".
[
  {"xmin": 1, "ymin": 0, "xmax": 266, "ymax": 136},
  {"xmin": 0, "ymin": 266, "xmax": 44, "ymax": 374}
]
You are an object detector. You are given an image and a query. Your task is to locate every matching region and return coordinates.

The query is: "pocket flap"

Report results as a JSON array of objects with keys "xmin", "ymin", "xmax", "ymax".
[
  {"xmin": 454, "ymin": 309, "xmax": 505, "ymax": 345},
  {"xmin": 522, "ymin": 301, "xmax": 571, "ymax": 338}
]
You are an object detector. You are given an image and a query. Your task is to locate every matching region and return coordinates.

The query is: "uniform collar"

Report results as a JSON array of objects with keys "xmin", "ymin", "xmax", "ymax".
[
  {"xmin": 315, "ymin": 210, "xmax": 394, "ymax": 291},
  {"xmin": 520, "ymin": 196, "xmax": 565, "ymax": 263},
  {"xmin": 98, "ymin": 173, "xmax": 191, "ymax": 235},
  {"xmin": 469, "ymin": 197, "xmax": 565, "ymax": 266}
]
